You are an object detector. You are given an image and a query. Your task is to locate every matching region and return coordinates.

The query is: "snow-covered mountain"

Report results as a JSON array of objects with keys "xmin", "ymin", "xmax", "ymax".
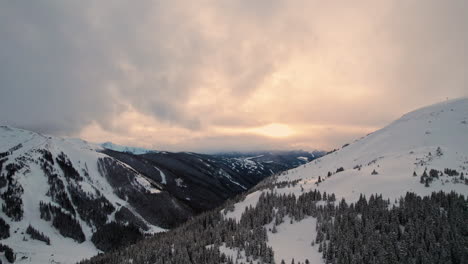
[
  {"xmin": 213, "ymin": 150, "xmax": 326, "ymax": 176},
  {"xmin": 101, "ymin": 142, "xmax": 156, "ymax": 155},
  {"xmin": 82, "ymin": 98, "xmax": 468, "ymax": 264},
  {"xmin": 0, "ymin": 127, "xmax": 183, "ymax": 263},
  {"xmin": 0, "ymin": 126, "xmax": 322, "ymax": 263},
  {"xmin": 268, "ymin": 97, "xmax": 468, "ymax": 202},
  {"xmin": 220, "ymin": 98, "xmax": 468, "ymax": 263}
]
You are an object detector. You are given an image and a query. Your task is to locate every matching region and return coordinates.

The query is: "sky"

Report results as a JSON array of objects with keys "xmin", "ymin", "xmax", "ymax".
[{"xmin": 0, "ymin": 1, "xmax": 467, "ymax": 153}]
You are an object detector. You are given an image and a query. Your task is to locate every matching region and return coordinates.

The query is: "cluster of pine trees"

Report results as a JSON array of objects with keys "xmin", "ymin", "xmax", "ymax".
[
  {"xmin": 0, "ymin": 217, "xmax": 9, "ymax": 239},
  {"xmin": 316, "ymin": 192, "xmax": 467, "ymax": 263},
  {"xmin": 0, "ymin": 243, "xmax": 15, "ymax": 263},
  {"xmin": 272, "ymin": 179, "xmax": 301, "ymax": 189},
  {"xmin": 419, "ymin": 167, "xmax": 467, "ymax": 187},
  {"xmin": 80, "ymin": 188, "xmax": 467, "ymax": 264},
  {"xmin": 39, "ymin": 201, "xmax": 85, "ymax": 243},
  {"xmin": 55, "ymin": 152, "xmax": 83, "ymax": 181},
  {"xmin": 41, "ymin": 157, "xmax": 76, "ymax": 215},
  {"xmin": 1, "ymin": 163, "xmax": 24, "ymax": 221},
  {"xmin": 67, "ymin": 183, "xmax": 115, "ymax": 228},
  {"xmin": 91, "ymin": 222, "xmax": 143, "ymax": 252},
  {"xmin": 26, "ymin": 225, "xmax": 50, "ymax": 245}
]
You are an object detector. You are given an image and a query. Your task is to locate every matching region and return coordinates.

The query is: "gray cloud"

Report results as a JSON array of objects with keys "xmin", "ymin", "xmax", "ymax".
[
  {"xmin": 0, "ymin": 1, "xmax": 122, "ymax": 133},
  {"xmin": 0, "ymin": 1, "xmax": 467, "ymax": 151}
]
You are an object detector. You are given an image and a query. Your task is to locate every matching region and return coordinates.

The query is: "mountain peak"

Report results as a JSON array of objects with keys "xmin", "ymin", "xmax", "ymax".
[{"xmin": 271, "ymin": 97, "xmax": 468, "ymax": 202}]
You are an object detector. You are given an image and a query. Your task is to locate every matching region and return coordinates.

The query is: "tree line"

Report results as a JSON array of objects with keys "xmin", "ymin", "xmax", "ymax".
[{"xmin": 79, "ymin": 188, "xmax": 467, "ymax": 264}]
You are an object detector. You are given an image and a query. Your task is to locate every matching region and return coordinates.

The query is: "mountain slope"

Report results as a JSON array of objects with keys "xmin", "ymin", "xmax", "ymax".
[
  {"xmin": 0, "ymin": 127, "xmax": 178, "ymax": 263},
  {"xmin": 222, "ymin": 98, "xmax": 468, "ymax": 263},
  {"xmin": 100, "ymin": 149, "xmax": 324, "ymax": 213},
  {"xmin": 82, "ymin": 98, "xmax": 468, "ymax": 264},
  {"xmin": 267, "ymin": 97, "xmax": 468, "ymax": 203}
]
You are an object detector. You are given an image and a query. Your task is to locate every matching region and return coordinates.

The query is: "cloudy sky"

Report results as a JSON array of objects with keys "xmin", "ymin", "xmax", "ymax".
[{"xmin": 1, "ymin": 1, "xmax": 467, "ymax": 152}]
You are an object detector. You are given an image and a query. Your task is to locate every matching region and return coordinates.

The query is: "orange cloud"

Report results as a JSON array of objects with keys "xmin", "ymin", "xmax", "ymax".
[{"xmin": 2, "ymin": 1, "xmax": 467, "ymax": 152}]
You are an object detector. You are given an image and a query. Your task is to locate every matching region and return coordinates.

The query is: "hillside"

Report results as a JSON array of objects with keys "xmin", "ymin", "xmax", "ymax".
[
  {"xmin": 228, "ymin": 97, "xmax": 468, "ymax": 209},
  {"xmin": 82, "ymin": 98, "xmax": 468, "ymax": 264},
  {"xmin": 221, "ymin": 98, "xmax": 468, "ymax": 263},
  {"xmin": 0, "ymin": 127, "xmax": 179, "ymax": 263},
  {"xmin": 101, "ymin": 149, "xmax": 321, "ymax": 213},
  {"xmin": 275, "ymin": 98, "xmax": 467, "ymax": 201}
]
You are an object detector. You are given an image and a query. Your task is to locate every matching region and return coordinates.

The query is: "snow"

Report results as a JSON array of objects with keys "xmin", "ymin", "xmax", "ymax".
[
  {"xmin": 228, "ymin": 155, "xmax": 266, "ymax": 173},
  {"xmin": 175, "ymin": 178, "xmax": 187, "ymax": 188},
  {"xmin": 207, "ymin": 243, "xmax": 261, "ymax": 264},
  {"xmin": 245, "ymin": 155, "xmax": 264, "ymax": 160},
  {"xmin": 223, "ymin": 191, "xmax": 264, "ymax": 221},
  {"xmin": 267, "ymin": 216, "xmax": 323, "ymax": 264},
  {"xmin": 135, "ymin": 175, "xmax": 161, "ymax": 194},
  {"xmin": 154, "ymin": 166, "xmax": 167, "ymax": 184},
  {"xmin": 218, "ymin": 243, "xmax": 261, "ymax": 264}
]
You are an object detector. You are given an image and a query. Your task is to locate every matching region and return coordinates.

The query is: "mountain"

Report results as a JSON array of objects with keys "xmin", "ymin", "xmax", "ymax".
[
  {"xmin": 82, "ymin": 98, "xmax": 468, "ymax": 264},
  {"xmin": 98, "ymin": 149, "xmax": 324, "ymax": 213},
  {"xmin": 213, "ymin": 150, "xmax": 326, "ymax": 175},
  {"xmin": 0, "ymin": 127, "xmax": 322, "ymax": 263},
  {"xmin": 219, "ymin": 98, "xmax": 468, "ymax": 263},
  {"xmin": 0, "ymin": 127, "xmax": 179, "ymax": 263},
  {"xmin": 100, "ymin": 142, "xmax": 156, "ymax": 155}
]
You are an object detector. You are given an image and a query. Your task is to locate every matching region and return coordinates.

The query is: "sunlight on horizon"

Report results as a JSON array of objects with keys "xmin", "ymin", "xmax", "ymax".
[{"xmin": 248, "ymin": 123, "xmax": 295, "ymax": 138}]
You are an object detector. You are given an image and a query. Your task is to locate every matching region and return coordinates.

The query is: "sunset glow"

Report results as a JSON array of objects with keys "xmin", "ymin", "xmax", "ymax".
[{"xmin": 249, "ymin": 123, "xmax": 295, "ymax": 138}]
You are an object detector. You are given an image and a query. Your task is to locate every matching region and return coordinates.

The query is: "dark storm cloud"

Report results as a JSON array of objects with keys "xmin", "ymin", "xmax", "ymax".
[
  {"xmin": 0, "ymin": 1, "xmax": 207, "ymax": 133},
  {"xmin": 0, "ymin": 0, "xmax": 286, "ymax": 135},
  {"xmin": 0, "ymin": 2, "xmax": 120, "ymax": 133}
]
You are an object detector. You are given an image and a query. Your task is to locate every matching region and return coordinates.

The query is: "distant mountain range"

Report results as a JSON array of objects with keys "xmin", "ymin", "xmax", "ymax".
[
  {"xmin": 100, "ymin": 142, "xmax": 157, "ymax": 155},
  {"xmin": 0, "ymin": 128, "xmax": 323, "ymax": 263}
]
